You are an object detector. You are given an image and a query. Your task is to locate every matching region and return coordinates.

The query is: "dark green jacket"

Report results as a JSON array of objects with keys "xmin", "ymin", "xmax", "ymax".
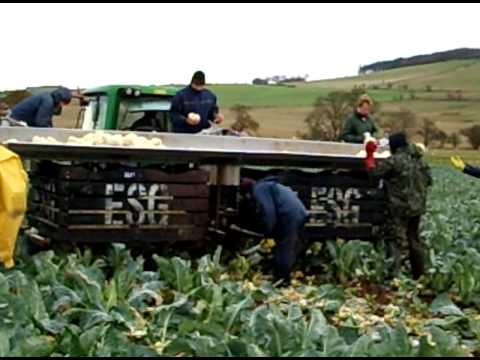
[
  {"xmin": 340, "ymin": 112, "xmax": 379, "ymax": 143},
  {"xmin": 369, "ymin": 146, "xmax": 432, "ymax": 218}
]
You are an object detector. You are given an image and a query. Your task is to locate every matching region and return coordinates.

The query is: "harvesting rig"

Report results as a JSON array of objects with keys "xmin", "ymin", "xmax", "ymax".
[{"xmin": 0, "ymin": 85, "xmax": 388, "ymax": 250}]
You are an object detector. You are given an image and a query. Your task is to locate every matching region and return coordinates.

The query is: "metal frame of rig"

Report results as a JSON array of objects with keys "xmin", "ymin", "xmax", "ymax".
[{"xmin": 0, "ymin": 128, "xmax": 387, "ymax": 250}]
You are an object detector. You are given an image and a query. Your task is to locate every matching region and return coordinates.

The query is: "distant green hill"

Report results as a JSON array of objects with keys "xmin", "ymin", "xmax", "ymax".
[
  {"xmin": 206, "ymin": 60, "xmax": 480, "ymax": 139},
  {"xmin": 210, "ymin": 59, "xmax": 480, "ymax": 109},
  {"xmin": 359, "ymin": 48, "xmax": 480, "ymax": 73},
  {"xmin": 304, "ymin": 59, "xmax": 480, "ymax": 93}
]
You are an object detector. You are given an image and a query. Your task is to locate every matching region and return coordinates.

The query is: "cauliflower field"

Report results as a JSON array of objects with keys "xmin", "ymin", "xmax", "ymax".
[{"xmin": 2, "ymin": 167, "xmax": 480, "ymax": 356}]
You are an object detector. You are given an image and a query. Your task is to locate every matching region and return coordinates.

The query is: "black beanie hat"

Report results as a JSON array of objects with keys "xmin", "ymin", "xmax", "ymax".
[
  {"xmin": 389, "ymin": 132, "xmax": 408, "ymax": 153},
  {"xmin": 191, "ymin": 71, "xmax": 206, "ymax": 86}
]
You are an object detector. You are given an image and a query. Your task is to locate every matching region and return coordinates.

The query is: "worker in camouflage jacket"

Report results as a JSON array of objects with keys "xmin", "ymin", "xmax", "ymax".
[
  {"xmin": 240, "ymin": 176, "xmax": 309, "ymax": 284},
  {"xmin": 366, "ymin": 132, "xmax": 432, "ymax": 279}
]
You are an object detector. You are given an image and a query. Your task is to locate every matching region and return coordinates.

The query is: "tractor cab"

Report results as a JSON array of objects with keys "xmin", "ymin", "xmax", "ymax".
[{"xmin": 77, "ymin": 85, "xmax": 178, "ymax": 132}]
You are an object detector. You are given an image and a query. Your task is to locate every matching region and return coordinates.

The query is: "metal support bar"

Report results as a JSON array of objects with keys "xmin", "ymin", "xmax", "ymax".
[{"xmin": 217, "ymin": 165, "xmax": 240, "ymax": 186}]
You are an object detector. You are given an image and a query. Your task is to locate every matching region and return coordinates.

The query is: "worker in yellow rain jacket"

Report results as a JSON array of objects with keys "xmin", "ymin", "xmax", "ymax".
[{"xmin": 0, "ymin": 146, "xmax": 29, "ymax": 268}]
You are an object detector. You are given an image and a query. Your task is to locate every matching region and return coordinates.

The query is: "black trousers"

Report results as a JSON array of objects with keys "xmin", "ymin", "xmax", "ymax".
[{"xmin": 273, "ymin": 226, "xmax": 307, "ymax": 283}]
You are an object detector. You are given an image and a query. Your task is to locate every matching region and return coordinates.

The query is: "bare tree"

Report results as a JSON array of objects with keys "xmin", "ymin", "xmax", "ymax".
[
  {"xmin": 461, "ymin": 125, "xmax": 480, "ymax": 150},
  {"xmin": 433, "ymin": 129, "xmax": 448, "ymax": 149},
  {"xmin": 448, "ymin": 132, "xmax": 462, "ymax": 149},
  {"xmin": 447, "ymin": 90, "xmax": 464, "ymax": 101},
  {"xmin": 381, "ymin": 108, "xmax": 417, "ymax": 136},
  {"xmin": 230, "ymin": 104, "xmax": 260, "ymax": 135},
  {"xmin": 456, "ymin": 89, "xmax": 464, "ymax": 101},
  {"xmin": 417, "ymin": 118, "xmax": 438, "ymax": 148},
  {"xmin": 302, "ymin": 89, "xmax": 369, "ymax": 141},
  {"xmin": 301, "ymin": 106, "xmax": 330, "ymax": 140}
]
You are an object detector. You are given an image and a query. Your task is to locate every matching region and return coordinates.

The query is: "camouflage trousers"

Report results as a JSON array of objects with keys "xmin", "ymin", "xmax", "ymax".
[{"xmin": 383, "ymin": 215, "xmax": 425, "ymax": 280}]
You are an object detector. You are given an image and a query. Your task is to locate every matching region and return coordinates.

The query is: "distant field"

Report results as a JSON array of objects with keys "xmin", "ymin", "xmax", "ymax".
[
  {"xmin": 427, "ymin": 149, "xmax": 480, "ymax": 165},
  {"xmin": 212, "ymin": 60, "xmax": 480, "ymax": 138},
  {"xmin": 210, "ymin": 85, "xmax": 408, "ymax": 108},
  {"xmin": 54, "ymin": 59, "xmax": 480, "ymax": 142},
  {"xmin": 209, "ymin": 84, "xmax": 329, "ymax": 108},
  {"xmin": 53, "ymin": 103, "xmax": 81, "ymax": 128}
]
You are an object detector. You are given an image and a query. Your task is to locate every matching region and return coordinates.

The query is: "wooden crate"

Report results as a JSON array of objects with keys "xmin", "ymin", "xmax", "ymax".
[
  {"xmin": 28, "ymin": 161, "xmax": 210, "ymax": 244},
  {"xmin": 236, "ymin": 168, "xmax": 387, "ymax": 240}
]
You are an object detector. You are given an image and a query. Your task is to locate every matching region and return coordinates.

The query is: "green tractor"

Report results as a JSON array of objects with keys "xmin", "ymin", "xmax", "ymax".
[{"xmin": 76, "ymin": 85, "xmax": 178, "ymax": 132}]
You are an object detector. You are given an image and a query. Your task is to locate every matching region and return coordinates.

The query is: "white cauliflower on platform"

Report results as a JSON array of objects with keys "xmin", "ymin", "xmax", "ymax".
[{"xmin": 31, "ymin": 131, "xmax": 165, "ymax": 148}]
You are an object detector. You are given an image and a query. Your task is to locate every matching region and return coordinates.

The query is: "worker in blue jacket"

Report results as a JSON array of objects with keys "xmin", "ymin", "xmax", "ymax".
[
  {"xmin": 169, "ymin": 71, "xmax": 224, "ymax": 133},
  {"xmin": 9, "ymin": 87, "xmax": 72, "ymax": 127},
  {"xmin": 451, "ymin": 156, "xmax": 480, "ymax": 178},
  {"xmin": 241, "ymin": 176, "xmax": 309, "ymax": 283}
]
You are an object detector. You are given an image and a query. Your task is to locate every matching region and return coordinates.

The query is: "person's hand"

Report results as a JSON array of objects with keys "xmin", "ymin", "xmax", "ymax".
[
  {"xmin": 451, "ymin": 156, "xmax": 466, "ymax": 171},
  {"xmin": 187, "ymin": 112, "xmax": 201, "ymax": 126},
  {"xmin": 214, "ymin": 113, "xmax": 224, "ymax": 124},
  {"xmin": 379, "ymin": 138, "xmax": 389, "ymax": 147},
  {"xmin": 363, "ymin": 132, "xmax": 379, "ymax": 146}
]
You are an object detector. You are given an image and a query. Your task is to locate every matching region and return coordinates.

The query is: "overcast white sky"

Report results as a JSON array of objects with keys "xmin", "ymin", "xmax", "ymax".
[{"xmin": 1, "ymin": 3, "xmax": 479, "ymax": 90}]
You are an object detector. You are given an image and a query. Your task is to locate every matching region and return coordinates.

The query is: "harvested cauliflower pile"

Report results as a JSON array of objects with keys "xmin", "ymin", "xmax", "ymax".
[
  {"xmin": 31, "ymin": 136, "xmax": 62, "ymax": 145},
  {"xmin": 32, "ymin": 132, "xmax": 165, "ymax": 148}
]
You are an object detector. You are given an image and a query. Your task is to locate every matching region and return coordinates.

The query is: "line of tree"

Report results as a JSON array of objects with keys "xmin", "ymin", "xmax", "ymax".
[
  {"xmin": 252, "ymin": 74, "xmax": 309, "ymax": 85},
  {"xmin": 381, "ymin": 110, "xmax": 461, "ymax": 149},
  {"xmin": 359, "ymin": 48, "xmax": 480, "ymax": 74}
]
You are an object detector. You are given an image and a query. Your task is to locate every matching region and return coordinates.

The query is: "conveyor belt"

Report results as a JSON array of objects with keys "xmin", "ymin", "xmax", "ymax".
[
  {"xmin": 0, "ymin": 127, "xmax": 386, "ymax": 168},
  {"xmin": 4, "ymin": 142, "xmax": 369, "ymax": 168}
]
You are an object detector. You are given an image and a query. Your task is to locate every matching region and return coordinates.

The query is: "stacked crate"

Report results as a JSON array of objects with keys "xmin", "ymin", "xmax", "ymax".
[
  {"xmin": 28, "ymin": 161, "xmax": 210, "ymax": 244},
  {"xmin": 239, "ymin": 168, "xmax": 387, "ymax": 240}
]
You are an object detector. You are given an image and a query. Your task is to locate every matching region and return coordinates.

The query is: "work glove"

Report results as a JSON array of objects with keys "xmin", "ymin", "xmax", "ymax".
[
  {"xmin": 364, "ymin": 138, "xmax": 378, "ymax": 170},
  {"xmin": 415, "ymin": 143, "xmax": 427, "ymax": 154},
  {"xmin": 450, "ymin": 156, "xmax": 466, "ymax": 171}
]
